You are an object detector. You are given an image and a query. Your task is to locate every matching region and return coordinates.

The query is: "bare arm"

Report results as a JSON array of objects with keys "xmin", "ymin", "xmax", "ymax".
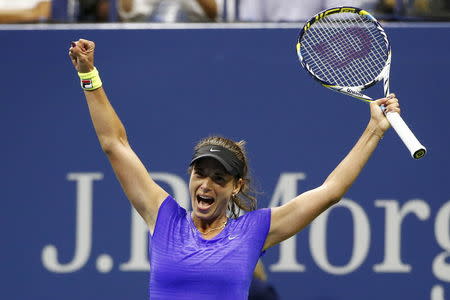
[
  {"xmin": 69, "ymin": 39, "xmax": 168, "ymax": 233},
  {"xmin": 264, "ymin": 97, "xmax": 400, "ymax": 249},
  {"xmin": 0, "ymin": 1, "xmax": 51, "ymax": 23}
]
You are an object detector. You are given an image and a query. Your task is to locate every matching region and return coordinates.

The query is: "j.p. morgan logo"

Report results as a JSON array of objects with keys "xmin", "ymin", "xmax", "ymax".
[{"xmin": 41, "ymin": 172, "xmax": 450, "ymax": 300}]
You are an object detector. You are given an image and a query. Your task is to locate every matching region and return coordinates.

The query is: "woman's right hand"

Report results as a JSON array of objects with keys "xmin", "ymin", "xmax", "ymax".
[{"xmin": 69, "ymin": 39, "xmax": 96, "ymax": 73}]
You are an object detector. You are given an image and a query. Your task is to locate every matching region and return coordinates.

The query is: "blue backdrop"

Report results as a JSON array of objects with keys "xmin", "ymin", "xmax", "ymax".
[{"xmin": 1, "ymin": 24, "xmax": 449, "ymax": 300}]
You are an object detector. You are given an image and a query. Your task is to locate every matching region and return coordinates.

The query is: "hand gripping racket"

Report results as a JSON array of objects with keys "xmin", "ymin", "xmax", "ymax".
[{"xmin": 296, "ymin": 7, "xmax": 426, "ymax": 159}]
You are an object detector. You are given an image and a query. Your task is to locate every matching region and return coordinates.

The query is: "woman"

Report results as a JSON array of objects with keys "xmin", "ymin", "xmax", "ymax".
[{"xmin": 69, "ymin": 39, "xmax": 400, "ymax": 299}]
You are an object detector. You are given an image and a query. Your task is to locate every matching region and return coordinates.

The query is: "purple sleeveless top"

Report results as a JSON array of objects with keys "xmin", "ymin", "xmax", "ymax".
[{"xmin": 148, "ymin": 195, "xmax": 271, "ymax": 300}]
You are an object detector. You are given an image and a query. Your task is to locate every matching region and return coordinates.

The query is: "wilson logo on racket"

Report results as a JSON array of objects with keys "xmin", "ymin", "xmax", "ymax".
[{"xmin": 312, "ymin": 27, "xmax": 371, "ymax": 69}]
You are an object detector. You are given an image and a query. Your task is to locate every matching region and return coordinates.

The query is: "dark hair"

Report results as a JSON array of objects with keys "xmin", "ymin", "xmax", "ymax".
[{"xmin": 190, "ymin": 136, "xmax": 257, "ymax": 218}]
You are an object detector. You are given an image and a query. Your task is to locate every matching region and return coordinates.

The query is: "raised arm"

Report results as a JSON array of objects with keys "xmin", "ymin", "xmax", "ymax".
[
  {"xmin": 69, "ymin": 39, "xmax": 168, "ymax": 233},
  {"xmin": 264, "ymin": 97, "xmax": 400, "ymax": 249}
]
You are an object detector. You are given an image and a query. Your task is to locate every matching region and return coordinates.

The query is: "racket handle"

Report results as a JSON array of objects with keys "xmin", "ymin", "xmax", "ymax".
[{"xmin": 385, "ymin": 111, "xmax": 427, "ymax": 159}]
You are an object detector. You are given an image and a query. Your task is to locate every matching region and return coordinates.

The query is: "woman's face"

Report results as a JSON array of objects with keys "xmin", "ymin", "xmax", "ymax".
[{"xmin": 189, "ymin": 157, "xmax": 240, "ymax": 223}]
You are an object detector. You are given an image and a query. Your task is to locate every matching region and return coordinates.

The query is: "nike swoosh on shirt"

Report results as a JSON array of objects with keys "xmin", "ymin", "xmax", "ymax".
[{"xmin": 228, "ymin": 235, "xmax": 238, "ymax": 240}]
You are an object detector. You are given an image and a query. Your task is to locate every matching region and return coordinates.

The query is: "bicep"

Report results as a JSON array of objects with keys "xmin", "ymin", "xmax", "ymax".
[
  {"xmin": 106, "ymin": 141, "xmax": 168, "ymax": 232},
  {"xmin": 263, "ymin": 185, "xmax": 337, "ymax": 250}
]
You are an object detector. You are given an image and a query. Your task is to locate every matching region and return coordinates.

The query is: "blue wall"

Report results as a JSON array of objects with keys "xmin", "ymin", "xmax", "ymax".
[{"xmin": 1, "ymin": 25, "xmax": 449, "ymax": 300}]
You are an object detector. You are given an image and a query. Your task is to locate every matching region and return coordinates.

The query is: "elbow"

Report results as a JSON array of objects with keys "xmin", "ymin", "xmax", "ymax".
[
  {"xmin": 97, "ymin": 124, "xmax": 128, "ymax": 154},
  {"xmin": 99, "ymin": 134, "xmax": 128, "ymax": 155},
  {"xmin": 320, "ymin": 181, "xmax": 347, "ymax": 206},
  {"xmin": 329, "ymin": 196, "xmax": 342, "ymax": 206},
  {"xmin": 326, "ymin": 191, "xmax": 342, "ymax": 206},
  {"xmin": 100, "ymin": 140, "xmax": 115, "ymax": 155}
]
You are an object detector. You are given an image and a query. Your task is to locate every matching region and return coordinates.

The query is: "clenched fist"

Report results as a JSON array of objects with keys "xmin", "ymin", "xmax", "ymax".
[{"xmin": 69, "ymin": 39, "xmax": 96, "ymax": 73}]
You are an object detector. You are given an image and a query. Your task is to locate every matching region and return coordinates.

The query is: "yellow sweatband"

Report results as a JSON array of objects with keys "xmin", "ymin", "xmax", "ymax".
[{"xmin": 78, "ymin": 67, "xmax": 102, "ymax": 91}]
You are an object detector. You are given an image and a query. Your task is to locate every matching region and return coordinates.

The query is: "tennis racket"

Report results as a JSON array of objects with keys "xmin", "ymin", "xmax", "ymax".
[{"xmin": 296, "ymin": 7, "xmax": 426, "ymax": 159}]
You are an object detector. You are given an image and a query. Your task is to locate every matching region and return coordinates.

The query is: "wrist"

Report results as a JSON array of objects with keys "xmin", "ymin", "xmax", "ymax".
[
  {"xmin": 78, "ymin": 67, "xmax": 102, "ymax": 91},
  {"xmin": 366, "ymin": 121, "xmax": 385, "ymax": 140}
]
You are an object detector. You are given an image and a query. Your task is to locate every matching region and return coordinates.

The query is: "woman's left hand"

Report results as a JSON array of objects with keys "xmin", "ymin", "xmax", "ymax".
[{"xmin": 369, "ymin": 94, "xmax": 401, "ymax": 134}]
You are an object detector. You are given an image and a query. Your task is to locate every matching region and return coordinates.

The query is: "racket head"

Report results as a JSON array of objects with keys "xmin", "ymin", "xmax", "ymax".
[{"xmin": 296, "ymin": 7, "xmax": 391, "ymax": 100}]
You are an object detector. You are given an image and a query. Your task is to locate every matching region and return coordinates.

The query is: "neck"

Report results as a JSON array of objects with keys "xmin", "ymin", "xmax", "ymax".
[{"xmin": 192, "ymin": 214, "xmax": 228, "ymax": 235}]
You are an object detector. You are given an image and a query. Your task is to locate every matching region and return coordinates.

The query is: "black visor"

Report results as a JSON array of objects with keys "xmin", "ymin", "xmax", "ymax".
[{"xmin": 190, "ymin": 145, "xmax": 244, "ymax": 178}]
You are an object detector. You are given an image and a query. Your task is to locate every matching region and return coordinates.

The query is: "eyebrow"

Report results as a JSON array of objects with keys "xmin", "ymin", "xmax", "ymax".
[
  {"xmin": 213, "ymin": 172, "xmax": 227, "ymax": 177},
  {"xmin": 194, "ymin": 166, "xmax": 228, "ymax": 177}
]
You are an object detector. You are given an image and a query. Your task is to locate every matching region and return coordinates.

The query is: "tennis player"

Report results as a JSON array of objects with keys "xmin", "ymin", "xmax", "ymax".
[{"xmin": 69, "ymin": 39, "xmax": 400, "ymax": 300}]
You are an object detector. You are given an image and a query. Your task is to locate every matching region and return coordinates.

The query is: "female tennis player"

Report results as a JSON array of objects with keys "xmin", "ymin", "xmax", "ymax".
[{"xmin": 69, "ymin": 39, "xmax": 400, "ymax": 300}]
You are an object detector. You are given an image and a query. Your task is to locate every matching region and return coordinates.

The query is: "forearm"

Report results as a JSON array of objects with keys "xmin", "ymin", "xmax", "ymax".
[
  {"xmin": 323, "ymin": 120, "xmax": 383, "ymax": 201},
  {"xmin": 84, "ymin": 88, "xmax": 128, "ymax": 152}
]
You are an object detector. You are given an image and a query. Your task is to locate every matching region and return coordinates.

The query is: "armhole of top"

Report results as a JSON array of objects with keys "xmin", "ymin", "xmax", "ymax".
[
  {"xmin": 260, "ymin": 208, "xmax": 272, "ymax": 256},
  {"xmin": 150, "ymin": 195, "xmax": 173, "ymax": 240}
]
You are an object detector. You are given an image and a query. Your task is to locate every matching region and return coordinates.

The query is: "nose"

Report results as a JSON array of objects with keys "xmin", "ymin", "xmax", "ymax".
[{"xmin": 199, "ymin": 177, "xmax": 213, "ymax": 192}]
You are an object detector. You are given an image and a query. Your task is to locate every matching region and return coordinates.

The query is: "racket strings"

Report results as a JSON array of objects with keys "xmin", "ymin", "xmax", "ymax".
[
  {"xmin": 341, "ymin": 17, "xmax": 377, "ymax": 84},
  {"xmin": 324, "ymin": 19, "xmax": 370, "ymax": 86},
  {"xmin": 313, "ymin": 15, "xmax": 382, "ymax": 86},
  {"xmin": 349, "ymin": 16, "xmax": 388, "ymax": 80},
  {"xmin": 300, "ymin": 12, "xmax": 389, "ymax": 88},
  {"xmin": 303, "ymin": 23, "xmax": 362, "ymax": 86},
  {"xmin": 319, "ymin": 17, "xmax": 366, "ymax": 85},
  {"xmin": 306, "ymin": 28, "xmax": 347, "ymax": 85},
  {"xmin": 336, "ymin": 16, "xmax": 385, "ymax": 84},
  {"xmin": 341, "ymin": 17, "xmax": 383, "ymax": 85},
  {"xmin": 305, "ymin": 15, "xmax": 379, "ymax": 86}
]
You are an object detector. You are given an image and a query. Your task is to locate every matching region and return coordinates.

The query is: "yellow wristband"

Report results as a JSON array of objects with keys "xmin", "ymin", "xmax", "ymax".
[{"xmin": 78, "ymin": 67, "xmax": 102, "ymax": 91}]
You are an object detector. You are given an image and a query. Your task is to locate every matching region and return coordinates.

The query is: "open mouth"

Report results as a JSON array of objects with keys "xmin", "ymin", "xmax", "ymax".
[{"xmin": 197, "ymin": 195, "xmax": 215, "ymax": 210}]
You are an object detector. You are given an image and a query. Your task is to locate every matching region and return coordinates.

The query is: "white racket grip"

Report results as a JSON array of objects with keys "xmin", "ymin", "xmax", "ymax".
[{"xmin": 385, "ymin": 111, "xmax": 426, "ymax": 159}]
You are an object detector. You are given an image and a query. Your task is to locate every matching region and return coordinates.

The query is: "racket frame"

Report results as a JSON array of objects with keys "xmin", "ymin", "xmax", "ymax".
[{"xmin": 296, "ymin": 7, "xmax": 427, "ymax": 159}]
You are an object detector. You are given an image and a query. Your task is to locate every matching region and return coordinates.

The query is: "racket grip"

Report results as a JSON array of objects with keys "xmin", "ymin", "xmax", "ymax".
[{"xmin": 385, "ymin": 111, "xmax": 427, "ymax": 159}]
